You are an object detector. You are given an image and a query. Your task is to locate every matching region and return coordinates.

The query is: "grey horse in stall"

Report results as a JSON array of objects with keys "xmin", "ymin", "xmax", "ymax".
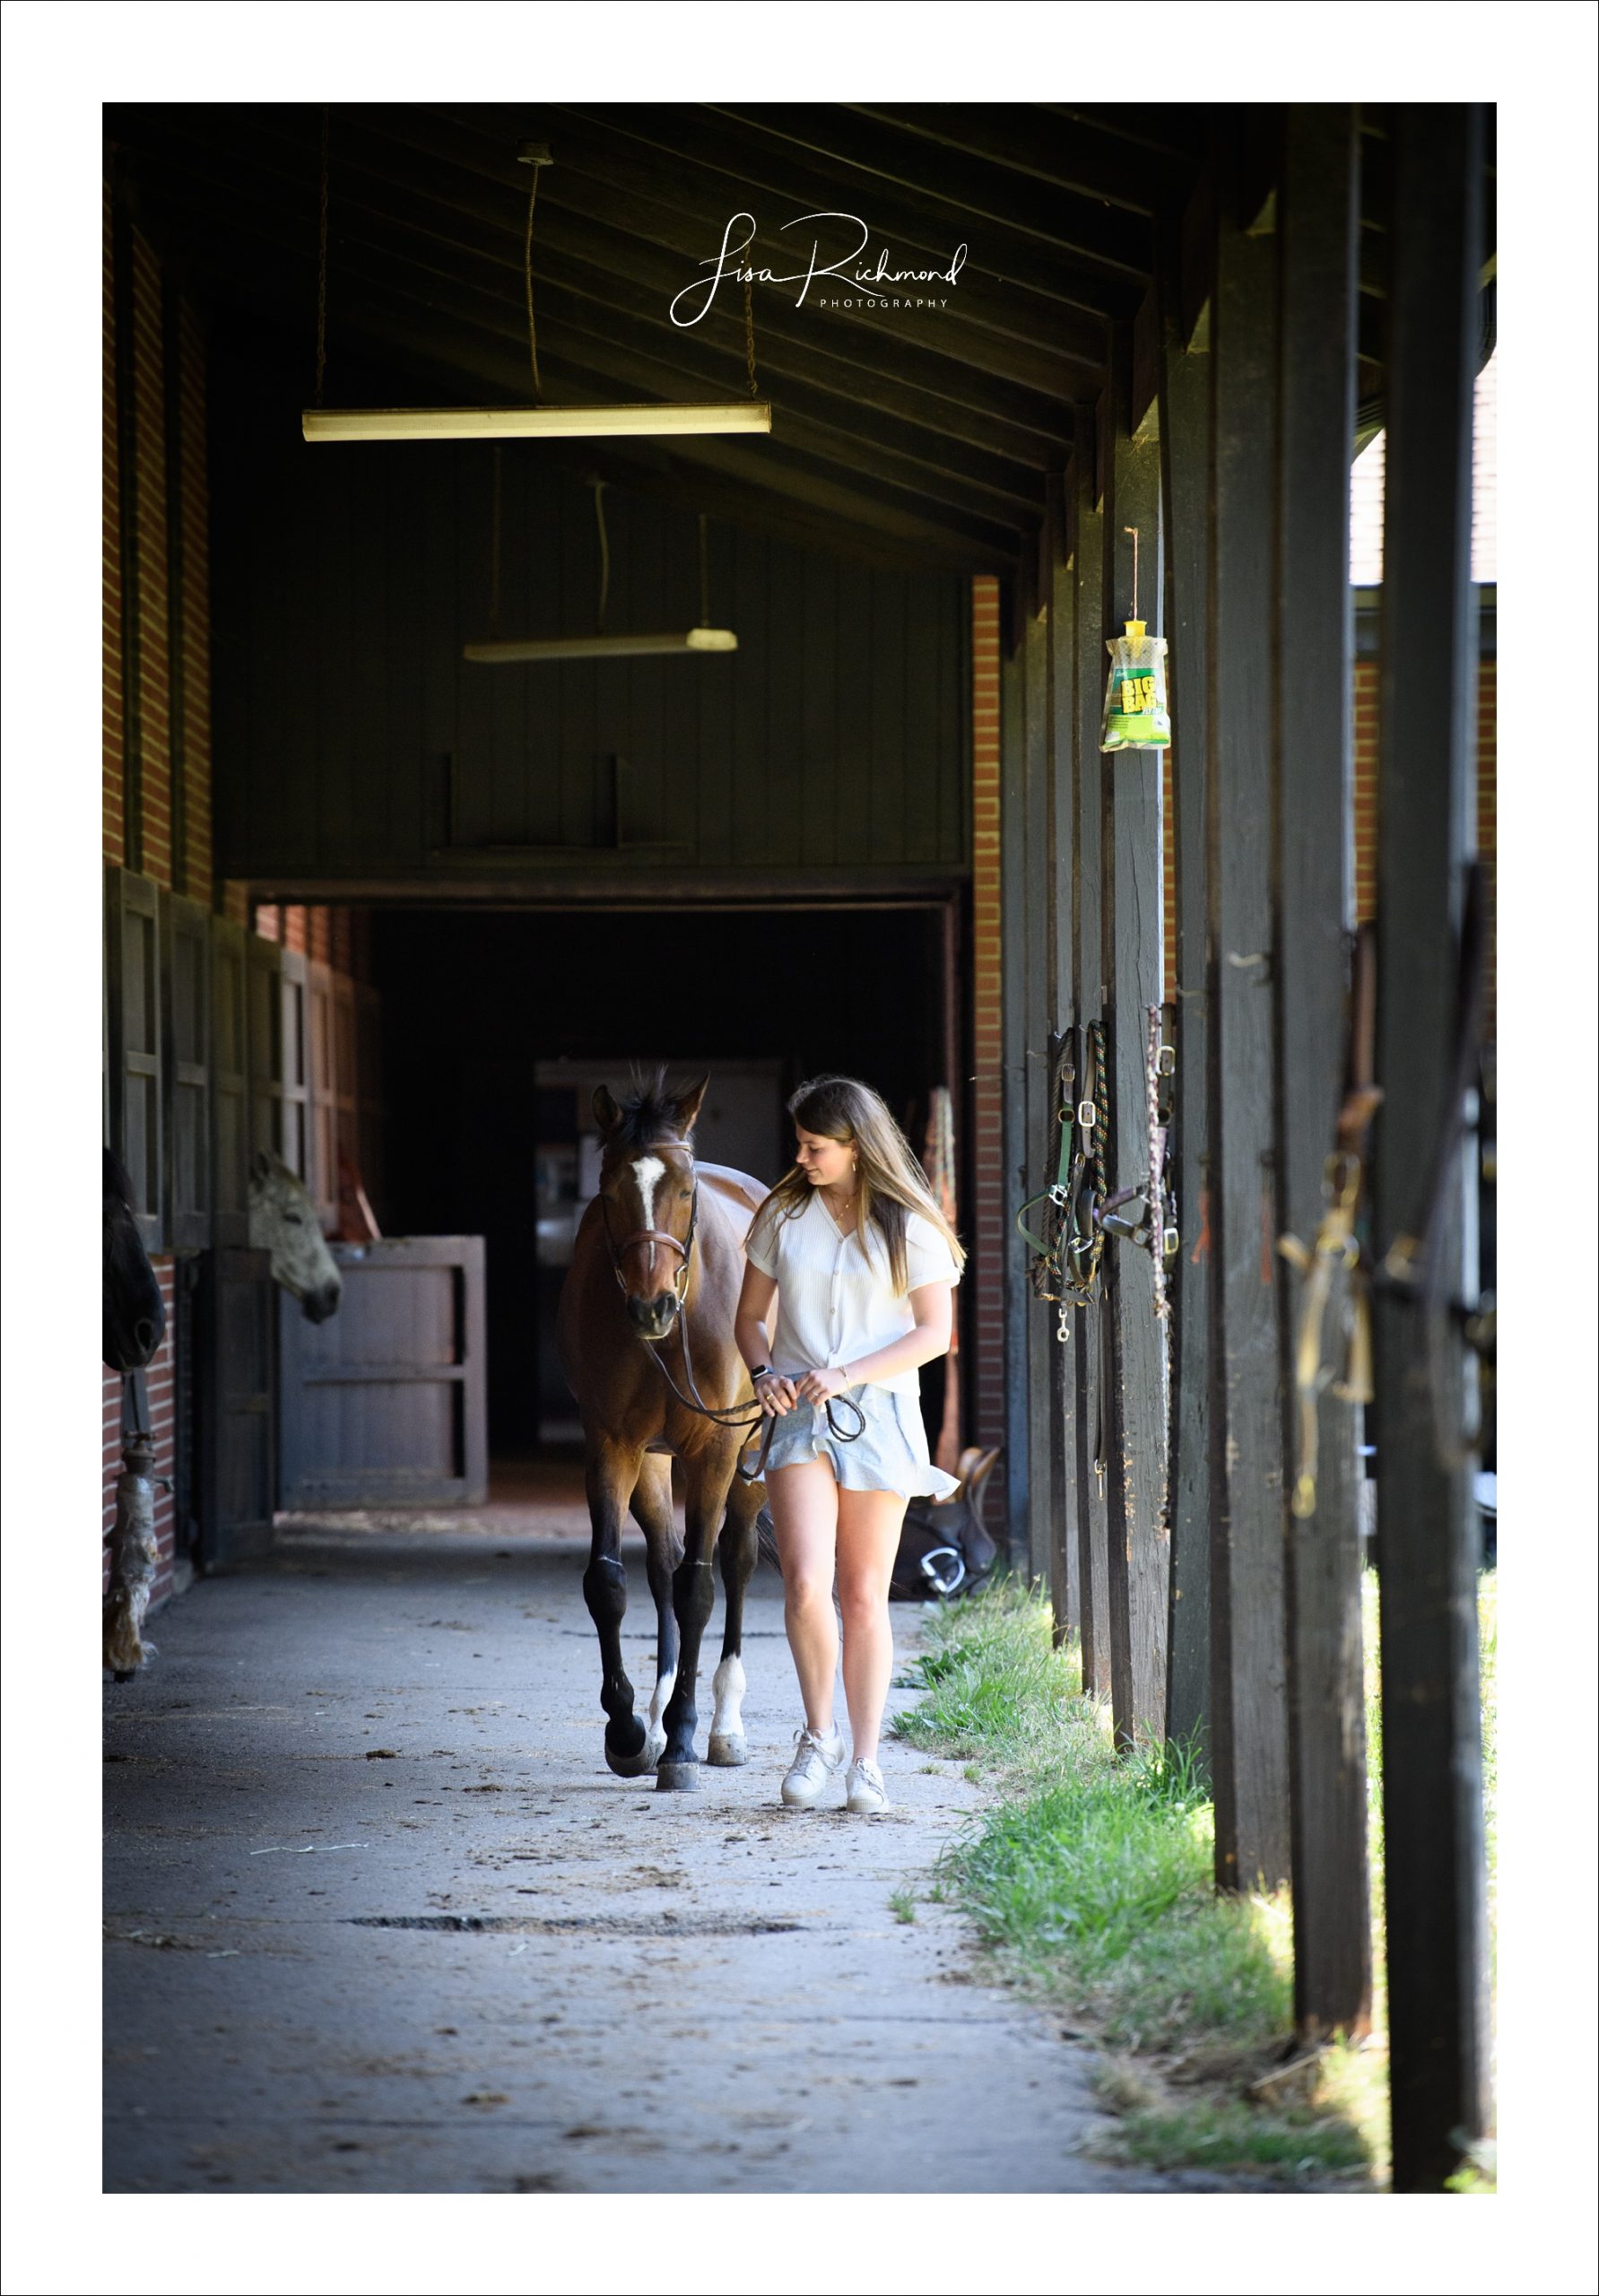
[{"xmin": 248, "ymin": 1150, "xmax": 343, "ymax": 1322}]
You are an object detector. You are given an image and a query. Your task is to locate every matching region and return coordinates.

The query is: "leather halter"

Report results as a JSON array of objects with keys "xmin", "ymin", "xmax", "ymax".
[{"xmin": 600, "ymin": 1138, "xmax": 699, "ymax": 1305}]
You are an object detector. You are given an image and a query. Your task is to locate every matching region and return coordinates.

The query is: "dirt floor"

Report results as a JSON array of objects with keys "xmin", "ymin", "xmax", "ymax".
[{"xmin": 102, "ymin": 1464, "xmax": 1190, "ymax": 2195}]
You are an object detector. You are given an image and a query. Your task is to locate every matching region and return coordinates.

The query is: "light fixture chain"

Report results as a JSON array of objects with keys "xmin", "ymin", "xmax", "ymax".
[
  {"xmin": 489, "ymin": 445, "xmax": 503, "ymax": 639},
  {"xmin": 314, "ymin": 105, "xmax": 330, "ymax": 407},
  {"xmin": 743, "ymin": 235, "xmax": 759, "ymax": 400},
  {"xmin": 591, "ymin": 479, "xmax": 610, "ymax": 635},
  {"xmin": 523, "ymin": 172, "xmax": 543, "ymax": 405}
]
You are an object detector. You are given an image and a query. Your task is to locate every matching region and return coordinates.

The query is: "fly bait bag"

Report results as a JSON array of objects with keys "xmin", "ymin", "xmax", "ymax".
[{"xmin": 1100, "ymin": 620, "xmax": 1171, "ymax": 752}]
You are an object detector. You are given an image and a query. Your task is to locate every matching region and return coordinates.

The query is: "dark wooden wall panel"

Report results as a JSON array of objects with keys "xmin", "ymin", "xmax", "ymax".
[{"xmin": 211, "ymin": 364, "xmax": 969, "ymax": 886}]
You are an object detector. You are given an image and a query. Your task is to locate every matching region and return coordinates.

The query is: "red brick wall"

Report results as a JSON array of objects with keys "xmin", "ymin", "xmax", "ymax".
[
  {"xmin": 969, "ymin": 577, "xmax": 1005, "ymax": 1458},
  {"xmin": 129, "ymin": 231, "xmax": 173, "ymax": 890},
  {"xmin": 1475, "ymin": 662, "xmax": 1496, "ymax": 1042},
  {"xmin": 178, "ymin": 303, "xmax": 213, "ymax": 906},
  {"xmin": 103, "ymin": 200, "xmax": 215, "ymax": 1628},
  {"xmin": 103, "ymin": 188, "xmax": 125, "ymax": 869},
  {"xmin": 101, "ymin": 1260, "xmax": 179, "ymax": 1608},
  {"xmin": 1352, "ymin": 655, "xmax": 1495, "ymax": 1037}
]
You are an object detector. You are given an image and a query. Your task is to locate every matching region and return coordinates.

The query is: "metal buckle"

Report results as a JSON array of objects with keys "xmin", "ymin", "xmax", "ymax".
[
  {"xmin": 917, "ymin": 1546, "xmax": 967, "ymax": 1599},
  {"xmin": 1156, "ymin": 1044, "xmax": 1176, "ymax": 1077},
  {"xmin": 1162, "ymin": 1224, "xmax": 1180, "ymax": 1261},
  {"xmin": 1077, "ymin": 1099, "xmax": 1097, "ymax": 1131}
]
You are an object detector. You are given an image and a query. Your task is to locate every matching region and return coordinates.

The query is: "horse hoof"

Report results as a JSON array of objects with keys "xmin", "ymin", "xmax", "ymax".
[
  {"xmin": 707, "ymin": 1732, "xmax": 748, "ymax": 1768},
  {"xmin": 655, "ymin": 1760, "xmax": 700, "ymax": 1793},
  {"xmin": 604, "ymin": 1721, "xmax": 651, "ymax": 1778}
]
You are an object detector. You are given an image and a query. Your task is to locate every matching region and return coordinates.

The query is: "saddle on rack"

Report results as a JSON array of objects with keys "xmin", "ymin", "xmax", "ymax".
[{"xmin": 889, "ymin": 1445, "xmax": 1003, "ymax": 1603}]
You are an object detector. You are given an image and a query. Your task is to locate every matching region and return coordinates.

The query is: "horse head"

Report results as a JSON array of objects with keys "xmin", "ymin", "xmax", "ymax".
[
  {"xmin": 103, "ymin": 1147, "xmax": 167, "ymax": 1371},
  {"xmin": 248, "ymin": 1151, "xmax": 343, "ymax": 1323},
  {"xmin": 593, "ymin": 1074, "xmax": 708, "ymax": 1343}
]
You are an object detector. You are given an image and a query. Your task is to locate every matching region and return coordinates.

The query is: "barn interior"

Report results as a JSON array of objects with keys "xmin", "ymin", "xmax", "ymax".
[{"xmin": 93, "ymin": 92, "xmax": 1509, "ymax": 2202}]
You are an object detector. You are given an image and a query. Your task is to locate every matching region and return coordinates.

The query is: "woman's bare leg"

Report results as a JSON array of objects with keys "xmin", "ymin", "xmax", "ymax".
[
  {"xmin": 767, "ymin": 1458, "xmax": 840, "ymax": 1735},
  {"xmin": 835, "ymin": 1488, "xmax": 908, "ymax": 1766}
]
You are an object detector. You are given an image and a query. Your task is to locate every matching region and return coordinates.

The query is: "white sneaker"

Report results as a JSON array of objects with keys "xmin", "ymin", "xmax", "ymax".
[
  {"xmin": 845, "ymin": 1756, "xmax": 891, "ymax": 1816},
  {"xmin": 781, "ymin": 1724, "xmax": 845, "ymax": 1808}
]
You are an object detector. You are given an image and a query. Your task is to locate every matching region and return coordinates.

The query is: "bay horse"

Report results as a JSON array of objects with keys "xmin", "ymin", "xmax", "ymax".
[
  {"xmin": 103, "ymin": 1148, "xmax": 166, "ymax": 1371},
  {"xmin": 558, "ymin": 1074, "xmax": 768, "ymax": 1792}
]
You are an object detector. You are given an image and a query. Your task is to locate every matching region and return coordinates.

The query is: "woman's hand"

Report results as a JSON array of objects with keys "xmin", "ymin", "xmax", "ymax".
[
  {"xmin": 795, "ymin": 1364, "xmax": 851, "ymax": 1405},
  {"xmin": 755, "ymin": 1372, "xmax": 799, "ymax": 1417}
]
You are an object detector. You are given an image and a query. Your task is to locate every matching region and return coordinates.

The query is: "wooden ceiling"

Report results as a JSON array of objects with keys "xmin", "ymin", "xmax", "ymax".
[{"xmin": 105, "ymin": 103, "xmax": 1493, "ymax": 577}]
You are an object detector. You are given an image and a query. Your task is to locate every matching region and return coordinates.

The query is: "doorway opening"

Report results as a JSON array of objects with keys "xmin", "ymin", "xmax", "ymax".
[{"xmin": 369, "ymin": 900, "xmax": 964, "ymax": 1475}]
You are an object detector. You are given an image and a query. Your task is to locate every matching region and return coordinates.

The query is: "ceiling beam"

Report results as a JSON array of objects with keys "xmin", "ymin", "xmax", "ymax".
[
  {"xmin": 702, "ymin": 102, "xmax": 1157, "ymax": 279},
  {"xmin": 118, "ymin": 125, "xmax": 1050, "ymax": 519},
  {"xmin": 544, "ymin": 102, "xmax": 1140, "ymax": 330}
]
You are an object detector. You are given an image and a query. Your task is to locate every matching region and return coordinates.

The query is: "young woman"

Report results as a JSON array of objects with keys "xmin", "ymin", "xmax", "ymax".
[{"xmin": 734, "ymin": 1075, "xmax": 965, "ymax": 1815}]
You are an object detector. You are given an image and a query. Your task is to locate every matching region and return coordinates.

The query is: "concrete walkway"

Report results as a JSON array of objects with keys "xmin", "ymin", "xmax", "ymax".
[{"xmin": 103, "ymin": 1474, "xmax": 1178, "ymax": 2194}]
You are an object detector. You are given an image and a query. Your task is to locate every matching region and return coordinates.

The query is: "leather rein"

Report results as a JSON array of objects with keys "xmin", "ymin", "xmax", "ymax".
[{"xmin": 600, "ymin": 1141, "xmax": 864, "ymax": 1483}]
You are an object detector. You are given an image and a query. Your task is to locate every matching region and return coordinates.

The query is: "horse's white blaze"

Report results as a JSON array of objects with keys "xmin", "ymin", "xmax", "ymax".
[
  {"xmin": 632, "ymin": 1156, "xmax": 666, "ymax": 1270},
  {"xmin": 710, "ymin": 1654, "xmax": 746, "ymax": 1742}
]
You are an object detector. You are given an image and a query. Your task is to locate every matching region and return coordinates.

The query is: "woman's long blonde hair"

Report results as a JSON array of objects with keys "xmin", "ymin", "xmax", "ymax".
[{"xmin": 753, "ymin": 1075, "xmax": 966, "ymax": 1297}]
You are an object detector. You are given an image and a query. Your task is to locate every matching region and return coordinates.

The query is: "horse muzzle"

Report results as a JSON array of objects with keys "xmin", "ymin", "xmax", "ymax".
[
  {"xmin": 627, "ymin": 1292, "xmax": 681, "ymax": 1341},
  {"xmin": 300, "ymin": 1278, "xmax": 343, "ymax": 1325}
]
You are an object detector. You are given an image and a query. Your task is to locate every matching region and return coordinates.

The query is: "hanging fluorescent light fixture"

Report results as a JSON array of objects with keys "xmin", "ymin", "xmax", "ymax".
[
  {"xmin": 465, "ymin": 491, "xmax": 737, "ymax": 665},
  {"xmin": 305, "ymin": 402, "xmax": 769, "ymax": 443},
  {"xmin": 301, "ymin": 138, "xmax": 771, "ymax": 445},
  {"xmin": 465, "ymin": 628, "xmax": 737, "ymax": 662}
]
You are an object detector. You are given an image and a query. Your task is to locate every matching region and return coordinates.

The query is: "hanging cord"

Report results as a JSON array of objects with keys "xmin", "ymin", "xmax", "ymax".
[
  {"xmin": 1125, "ymin": 526, "xmax": 1139, "ymax": 624},
  {"xmin": 488, "ymin": 445, "xmax": 503, "ymax": 639},
  {"xmin": 516, "ymin": 144, "xmax": 552, "ymax": 404},
  {"xmin": 589, "ymin": 478, "xmax": 610, "ymax": 634},
  {"xmin": 314, "ymin": 104, "xmax": 330, "ymax": 406},
  {"xmin": 697, "ymin": 513, "xmax": 710, "ymax": 628},
  {"xmin": 743, "ymin": 231, "xmax": 760, "ymax": 399},
  {"xmin": 522, "ymin": 167, "xmax": 543, "ymax": 404}
]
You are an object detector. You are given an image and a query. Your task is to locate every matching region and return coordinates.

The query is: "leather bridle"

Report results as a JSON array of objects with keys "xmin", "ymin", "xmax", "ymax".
[{"xmin": 599, "ymin": 1137, "xmax": 700, "ymax": 1308}]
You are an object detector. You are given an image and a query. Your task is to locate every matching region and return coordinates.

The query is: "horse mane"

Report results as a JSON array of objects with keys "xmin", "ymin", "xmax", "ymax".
[
  {"xmin": 609, "ymin": 1067, "xmax": 693, "ymax": 1152},
  {"xmin": 104, "ymin": 1145, "xmax": 137, "ymax": 1208}
]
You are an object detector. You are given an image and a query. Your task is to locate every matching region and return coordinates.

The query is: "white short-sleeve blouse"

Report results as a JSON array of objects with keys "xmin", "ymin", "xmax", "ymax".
[{"xmin": 743, "ymin": 1191, "xmax": 960, "ymax": 1397}]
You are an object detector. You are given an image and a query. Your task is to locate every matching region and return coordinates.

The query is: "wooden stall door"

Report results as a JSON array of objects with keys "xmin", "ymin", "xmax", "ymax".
[
  {"xmin": 307, "ymin": 958, "xmax": 338, "ymax": 1231},
  {"xmin": 161, "ymin": 892, "xmax": 212, "ymax": 1249},
  {"xmin": 279, "ymin": 1238, "xmax": 487, "ymax": 1509},
  {"xmin": 211, "ymin": 916, "xmax": 252, "ymax": 1248},
  {"xmin": 196, "ymin": 1247, "xmax": 276, "ymax": 1570}
]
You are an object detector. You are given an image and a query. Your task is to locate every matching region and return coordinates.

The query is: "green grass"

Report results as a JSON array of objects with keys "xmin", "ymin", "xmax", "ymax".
[
  {"xmin": 887, "ymin": 1886, "xmax": 917, "ymax": 1925},
  {"xmin": 893, "ymin": 1570, "xmax": 1499, "ymax": 2188}
]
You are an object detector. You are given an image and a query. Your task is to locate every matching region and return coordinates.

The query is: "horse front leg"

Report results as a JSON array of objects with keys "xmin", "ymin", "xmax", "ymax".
[
  {"xmin": 581, "ymin": 1442, "xmax": 650, "ymax": 1777},
  {"xmin": 656, "ymin": 1449, "xmax": 734, "ymax": 1793},
  {"xmin": 628, "ymin": 1452, "xmax": 682, "ymax": 1770},
  {"xmin": 708, "ymin": 1465, "xmax": 761, "ymax": 1767}
]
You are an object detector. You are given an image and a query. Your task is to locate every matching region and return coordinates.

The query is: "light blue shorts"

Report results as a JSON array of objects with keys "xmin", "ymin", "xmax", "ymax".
[{"xmin": 759, "ymin": 1384, "xmax": 960, "ymax": 1501}]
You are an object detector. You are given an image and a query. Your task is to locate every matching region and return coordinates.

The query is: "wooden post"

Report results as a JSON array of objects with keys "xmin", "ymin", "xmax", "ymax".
[
  {"xmin": 999, "ymin": 627, "xmax": 1031, "ymax": 1570},
  {"xmin": 1070, "ymin": 424, "xmax": 1113, "ymax": 1700},
  {"xmin": 1275, "ymin": 105, "xmax": 1373, "ymax": 2042},
  {"xmin": 1100, "ymin": 348, "xmax": 1170, "ymax": 1748},
  {"xmin": 1207, "ymin": 155, "xmax": 1292, "ymax": 1893},
  {"xmin": 1157, "ymin": 207, "xmax": 1214, "ymax": 1759},
  {"xmin": 1023, "ymin": 588, "xmax": 1056, "ymax": 1592},
  {"xmin": 1372, "ymin": 100, "xmax": 1490, "ymax": 2193},
  {"xmin": 1047, "ymin": 475, "xmax": 1082, "ymax": 1643}
]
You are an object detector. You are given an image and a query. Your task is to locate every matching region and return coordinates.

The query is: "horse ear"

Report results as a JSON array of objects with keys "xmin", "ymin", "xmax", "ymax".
[
  {"xmin": 674, "ymin": 1076, "xmax": 709, "ymax": 1135},
  {"xmin": 592, "ymin": 1085, "xmax": 621, "ymax": 1135}
]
